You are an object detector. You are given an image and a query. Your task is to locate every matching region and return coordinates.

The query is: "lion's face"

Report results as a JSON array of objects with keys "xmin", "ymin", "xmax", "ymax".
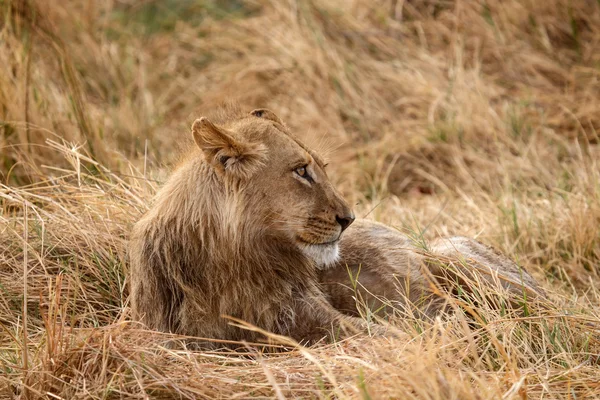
[{"xmin": 192, "ymin": 109, "xmax": 354, "ymax": 268}]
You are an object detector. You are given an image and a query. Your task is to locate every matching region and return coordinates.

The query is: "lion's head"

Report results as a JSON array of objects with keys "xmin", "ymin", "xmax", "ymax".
[{"xmin": 190, "ymin": 108, "xmax": 354, "ymax": 267}]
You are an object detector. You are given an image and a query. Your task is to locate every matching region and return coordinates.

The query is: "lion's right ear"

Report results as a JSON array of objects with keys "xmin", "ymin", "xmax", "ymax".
[{"xmin": 191, "ymin": 117, "xmax": 267, "ymax": 178}]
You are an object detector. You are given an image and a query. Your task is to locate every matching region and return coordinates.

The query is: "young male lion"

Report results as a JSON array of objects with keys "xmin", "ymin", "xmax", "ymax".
[
  {"xmin": 130, "ymin": 108, "xmax": 544, "ymax": 347},
  {"xmin": 130, "ymin": 108, "xmax": 371, "ymax": 346}
]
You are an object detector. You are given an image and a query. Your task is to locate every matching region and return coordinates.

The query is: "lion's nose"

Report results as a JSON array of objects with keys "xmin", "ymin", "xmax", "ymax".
[{"xmin": 335, "ymin": 214, "xmax": 355, "ymax": 232}]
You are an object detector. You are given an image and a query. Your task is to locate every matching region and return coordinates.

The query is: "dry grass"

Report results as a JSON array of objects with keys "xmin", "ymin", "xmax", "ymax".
[{"xmin": 1, "ymin": 0, "xmax": 599, "ymax": 398}]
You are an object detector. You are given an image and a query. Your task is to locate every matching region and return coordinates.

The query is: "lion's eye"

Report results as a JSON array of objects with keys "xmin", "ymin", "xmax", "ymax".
[
  {"xmin": 294, "ymin": 165, "xmax": 313, "ymax": 182},
  {"xmin": 295, "ymin": 166, "xmax": 307, "ymax": 177}
]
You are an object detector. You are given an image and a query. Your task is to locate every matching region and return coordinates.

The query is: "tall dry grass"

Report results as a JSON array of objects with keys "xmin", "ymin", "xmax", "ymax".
[{"xmin": 1, "ymin": 0, "xmax": 599, "ymax": 398}]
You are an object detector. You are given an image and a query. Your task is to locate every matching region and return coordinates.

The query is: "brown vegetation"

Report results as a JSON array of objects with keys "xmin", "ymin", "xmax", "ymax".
[{"xmin": 1, "ymin": 0, "xmax": 599, "ymax": 398}]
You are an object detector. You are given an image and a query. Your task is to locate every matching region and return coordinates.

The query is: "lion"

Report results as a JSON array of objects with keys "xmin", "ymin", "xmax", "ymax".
[{"xmin": 130, "ymin": 107, "xmax": 545, "ymax": 347}]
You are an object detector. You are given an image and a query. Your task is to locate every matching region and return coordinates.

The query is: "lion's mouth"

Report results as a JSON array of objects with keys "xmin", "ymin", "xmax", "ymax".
[{"xmin": 297, "ymin": 238, "xmax": 339, "ymax": 247}]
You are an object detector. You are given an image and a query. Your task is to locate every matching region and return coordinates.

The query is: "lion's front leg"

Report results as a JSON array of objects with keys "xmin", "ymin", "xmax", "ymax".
[{"xmin": 286, "ymin": 288, "xmax": 389, "ymax": 345}]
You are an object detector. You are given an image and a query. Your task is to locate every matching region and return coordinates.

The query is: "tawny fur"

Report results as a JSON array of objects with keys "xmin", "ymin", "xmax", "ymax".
[
  {"xmin": 130, "ymin": 107, "xmax": 367, "ymax": 347},
  {"xmin": 130, "ymin": 107, "xmax": 544, "ymax": 347}
]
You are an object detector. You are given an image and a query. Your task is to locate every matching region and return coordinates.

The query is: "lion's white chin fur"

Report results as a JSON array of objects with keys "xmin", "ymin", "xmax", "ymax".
[{"xmin": 300, "ymin": 242, "xmax": 340, "ymax": 269}]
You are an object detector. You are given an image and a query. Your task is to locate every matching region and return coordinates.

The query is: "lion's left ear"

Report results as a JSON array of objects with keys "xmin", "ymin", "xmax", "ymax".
[
  {"xmin": 191, "ymin": 117, "xmax": 267, "ymax": 179},
  {"xmin": 250, "ymin": 108, "xmax": 284, "ymax": 125}
]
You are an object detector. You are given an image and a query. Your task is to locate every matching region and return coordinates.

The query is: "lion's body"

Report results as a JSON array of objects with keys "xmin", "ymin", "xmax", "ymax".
[{"xmin": 323, "ymin": 219, "xmax": 545, "ymax": 318}]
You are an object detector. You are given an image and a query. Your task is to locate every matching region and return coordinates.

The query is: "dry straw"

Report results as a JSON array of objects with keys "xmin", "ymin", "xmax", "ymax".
[{"xmin": 1, "ymin": 0, "xmax": 599, "ymax": 398}]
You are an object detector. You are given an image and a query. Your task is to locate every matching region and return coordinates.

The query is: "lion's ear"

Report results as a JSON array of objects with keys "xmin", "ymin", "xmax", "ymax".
[
  {"xmin": 191, "ymin": 117, "xmax": 266, "ymax": 178},
  {"xmin": 250, "ymin": 108, "xmax": 284, "ymax": 125}
]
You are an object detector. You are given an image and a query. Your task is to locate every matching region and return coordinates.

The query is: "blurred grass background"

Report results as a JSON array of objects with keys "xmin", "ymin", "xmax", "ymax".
[{"xmin": 1, "ymin": 0, "xmax": 600, "ymax": 398}]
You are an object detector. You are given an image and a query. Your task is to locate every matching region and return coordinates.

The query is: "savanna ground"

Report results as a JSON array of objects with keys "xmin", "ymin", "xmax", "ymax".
[{"xmin": 1, "ymin": 0, "xmax": 600, "ymax": 398}]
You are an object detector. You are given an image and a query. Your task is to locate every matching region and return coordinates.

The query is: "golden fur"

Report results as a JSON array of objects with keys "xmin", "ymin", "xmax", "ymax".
[
  {"xmin": 130, "ymin": 107, "xmax": 367, "ymax": 347},
  {"xmin": 130, "ymin": 108, "xmax": 545, "ymax": 347}
]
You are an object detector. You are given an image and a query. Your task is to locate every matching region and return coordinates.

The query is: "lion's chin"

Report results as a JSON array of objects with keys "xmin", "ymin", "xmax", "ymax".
[{"xmin": 300, "ymin": 242, "xmax": 340, "ymax": 269}]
